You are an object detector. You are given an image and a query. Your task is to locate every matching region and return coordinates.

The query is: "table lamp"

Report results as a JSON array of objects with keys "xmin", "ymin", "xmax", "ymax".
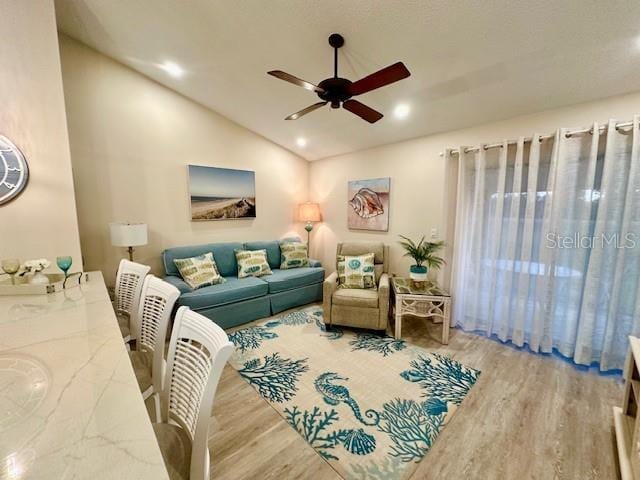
[
  {"xmin": 298, "ymin": 202, "xmax": 321, "ymax": 249},
  {"xmin": 110, "ymin": 223, "xmax": 148, "ymax": 261}
]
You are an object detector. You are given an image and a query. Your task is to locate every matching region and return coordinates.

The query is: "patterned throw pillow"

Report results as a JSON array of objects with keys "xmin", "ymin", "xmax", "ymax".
[
  {"xmin": 337, "ymin": 253, "xmax": 376, "ymax": 289},
  {"xmin": 173, "ymin": 252, "xmax": 225, "ymax": 290},
  {"xmin": 280, "ymin": 242, "xmax": 309, "ymax": 269},
  {"xmin": 235, "ymin": 249, "xmax": 273, "ymax": 278}
]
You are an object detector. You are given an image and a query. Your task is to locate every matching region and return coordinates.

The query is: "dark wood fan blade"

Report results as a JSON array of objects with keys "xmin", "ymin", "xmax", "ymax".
[
  {"xmin": 268, "ymin": 70, "xmax": 325, "ymax": 93},
  {"xmin": 285, "ymin": 102, "xmax": 328, "ymax": 120},
  {"xmin": 342, "ymin": 100, "xmax": 383, "ymax": 123},
  {"xmin": 347, "ymin": 62, "xmax": 411, "ymax": 96}
]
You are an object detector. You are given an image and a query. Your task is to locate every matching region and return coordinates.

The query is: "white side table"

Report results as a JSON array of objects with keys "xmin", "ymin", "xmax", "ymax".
[{"xmin": 390, "ymin": 277, "xmax": 451, "ymax": 344}]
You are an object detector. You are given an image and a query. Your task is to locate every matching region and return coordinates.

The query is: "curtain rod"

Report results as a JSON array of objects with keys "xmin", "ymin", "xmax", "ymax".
[{"xmin": 439, "ymin": 119, "xmax": 635, "ymax": 156}]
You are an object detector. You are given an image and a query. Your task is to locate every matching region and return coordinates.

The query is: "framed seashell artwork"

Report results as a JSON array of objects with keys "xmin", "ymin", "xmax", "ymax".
[{"xmin": 347, "ymin": 177, "xmax": 390, "ymax": 231}]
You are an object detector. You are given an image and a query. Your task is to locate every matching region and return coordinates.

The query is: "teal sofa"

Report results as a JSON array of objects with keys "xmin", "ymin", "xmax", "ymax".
[{"xmin": 162, "ymin": 239, "xmax": 324, "ymax": 329}]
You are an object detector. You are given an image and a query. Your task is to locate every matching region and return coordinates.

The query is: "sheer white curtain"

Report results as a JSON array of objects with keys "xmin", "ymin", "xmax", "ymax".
[{"xmin": 449, "ymin": 116, "xmax": 640, "ymax": 371}]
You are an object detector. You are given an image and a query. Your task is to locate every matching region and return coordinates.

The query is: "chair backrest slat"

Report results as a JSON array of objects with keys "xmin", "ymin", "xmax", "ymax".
[
  {"xmin": 134, "ymin": 275, "xmax": 180, "ymax": 392},
  {"xmin": 161, "ymin": 307, "xmax": 233, "ymax": 480},
  {"xmin": 114, "ymin": 259, "xmax": 151, "ymax": 320}
]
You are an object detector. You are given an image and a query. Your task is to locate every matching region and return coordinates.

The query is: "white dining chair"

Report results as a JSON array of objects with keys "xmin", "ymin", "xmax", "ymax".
[
  {"xmin": 113, "ymin": 259, "xmax": 150, "ymax": 344},
  {"xmin": 129, "ymin": 275, "xmax": 180, "ymax": 418},
  {"xmin": 153, "ymin": 306, "xmax": 233, "ymax": 480}
]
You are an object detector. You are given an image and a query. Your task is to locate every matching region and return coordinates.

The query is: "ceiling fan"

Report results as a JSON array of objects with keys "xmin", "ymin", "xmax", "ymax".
[{"xmin": 267, "ymin": 33, "xmax": 411, "ymax": 124}]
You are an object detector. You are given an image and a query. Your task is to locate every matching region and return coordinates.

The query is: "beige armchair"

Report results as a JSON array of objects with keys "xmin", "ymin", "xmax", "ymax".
[{"xmin": 323, "ymin": 241, "xmax": 390, "ymax": 331}]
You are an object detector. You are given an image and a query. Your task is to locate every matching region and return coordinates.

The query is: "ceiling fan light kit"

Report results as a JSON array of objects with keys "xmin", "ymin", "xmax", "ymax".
[{"xmin": 268, "ymin": 33, "xmax": 410, "ymax": 124}]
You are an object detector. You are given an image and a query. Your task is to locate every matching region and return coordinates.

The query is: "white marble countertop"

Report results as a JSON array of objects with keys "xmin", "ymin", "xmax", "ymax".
[{"xmin": 0, "ymin": 271, "xmax": 169, "ymax": 479}]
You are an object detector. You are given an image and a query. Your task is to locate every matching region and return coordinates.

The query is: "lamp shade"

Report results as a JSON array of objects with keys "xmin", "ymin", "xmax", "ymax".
[
  {"xmin": 110, "ymin": 223, "xmax": 148, "ymax": 247},
  {"xmin": 298, "ymin": 203, "xmax": 321, "ymax": 223}
]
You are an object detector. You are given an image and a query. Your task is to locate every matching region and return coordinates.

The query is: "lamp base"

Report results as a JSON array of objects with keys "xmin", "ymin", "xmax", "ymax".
[
  {"xmin": 304, "ymin": 223, "xmax": 313, "ymax": 252},
  {"xmin": 128, "ymin": 246, "xmax": 134, "ymax": 261}
]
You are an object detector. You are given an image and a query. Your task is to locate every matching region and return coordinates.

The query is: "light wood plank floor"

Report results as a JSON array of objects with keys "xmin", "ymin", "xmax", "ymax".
[{"xmin": 204, "ymin": 306, "xmax": 622, "ymax": 479}]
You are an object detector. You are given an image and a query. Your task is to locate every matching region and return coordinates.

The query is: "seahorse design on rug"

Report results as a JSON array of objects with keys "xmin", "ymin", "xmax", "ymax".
[{"xmin": 314, "ymin": 372, "xmax": 380, "ymax": 426}]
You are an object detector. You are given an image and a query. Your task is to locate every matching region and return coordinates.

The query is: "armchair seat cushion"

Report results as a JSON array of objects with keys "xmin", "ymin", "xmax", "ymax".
[
  {"xmin": 177, "ymin": 276, "xmax": 268, "ymax": 310},
  {"xmin": 332, "ymin": 288, "xmax": 379, "ymax": 308},
  {"xmin": 262, "ymin": 267, "xmax": 325, "ymax": 294}
]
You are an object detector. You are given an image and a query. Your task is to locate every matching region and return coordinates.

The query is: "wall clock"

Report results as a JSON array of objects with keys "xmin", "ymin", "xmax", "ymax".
[{"xmin": 0, "ymin": 135, "xmax": 29, "ymax": 205}]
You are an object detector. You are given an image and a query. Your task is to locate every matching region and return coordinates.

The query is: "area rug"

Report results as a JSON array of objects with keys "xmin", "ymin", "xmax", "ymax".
[{"xmin": 227, "ymin": 306, "xmax": 480, "ymax": 480}]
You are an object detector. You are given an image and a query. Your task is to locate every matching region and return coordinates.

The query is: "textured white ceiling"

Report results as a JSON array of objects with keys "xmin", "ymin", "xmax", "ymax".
[{"xmin": 56, "ymin": 0, "xmax": 640, "ymax": 160}]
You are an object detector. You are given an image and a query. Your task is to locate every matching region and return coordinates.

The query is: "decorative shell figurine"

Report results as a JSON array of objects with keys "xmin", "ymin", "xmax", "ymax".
[
  {"xmin": 349, "ymin": 188, "xmax": 384, "ymax": 218},
  {"xmin": 23, "ymin": 258, "xmax": 51, "ymax": 285},
  {"xmin": 23, "ymin": 258, "xmax": 50, "ymax": 273}
]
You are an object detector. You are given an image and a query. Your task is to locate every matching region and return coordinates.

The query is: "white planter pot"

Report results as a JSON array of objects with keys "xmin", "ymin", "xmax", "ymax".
[
  {"xmin": 409, "ymin": 265, "xmax": 428, "ymax": 282},
  {"xmin": 409, "ymin": 271, "xmax": 428, "ymax": 282}
]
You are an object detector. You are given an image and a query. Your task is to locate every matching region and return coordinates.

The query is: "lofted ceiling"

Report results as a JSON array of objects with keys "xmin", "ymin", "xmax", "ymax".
[{"xmin": 56, "ymin": 0, "xmax": 640, "ymax": 161}]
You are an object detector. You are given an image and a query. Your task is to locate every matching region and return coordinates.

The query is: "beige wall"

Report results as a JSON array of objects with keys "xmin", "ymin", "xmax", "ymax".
[
  {"xmin": 59, "ymin": 35, "xmax": 309, "ymax": 285},
  {"xmin": 55, "ymin": 28, "xmax": 640, "ymax": 286},
  {"xmin": 310, "ymin": 90, "xmax": 640, "ymax": 280},
  {"xmin": 0, "ymin": 1, "xmax": 82, "ymax": 270}
]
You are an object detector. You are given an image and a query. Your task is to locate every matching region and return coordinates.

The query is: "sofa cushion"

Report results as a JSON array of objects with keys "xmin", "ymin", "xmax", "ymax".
[
  {"xmin": 332, "ymin": 288, "xmax": 379, "ymax": 308},
  {"xmin": 163, "ymin": 276, "xmax": 191, "ymax": 294},
  {"xmin": 262, "ymin": 267, "xmax": 325, "ymax": 294},
  {"xmin": 244, "ymin": 240, "xmax": 281, "ymax": 270},
  {"xmin": 177, "ymin": 276, "xmax": 268, "ymax": 310},
  {"xmin": 162, "ymin": 242, "xmax": 243, "ymax": 278}
]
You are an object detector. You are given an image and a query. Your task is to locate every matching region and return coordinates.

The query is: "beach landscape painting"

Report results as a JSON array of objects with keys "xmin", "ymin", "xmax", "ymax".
[
  {"xmin": 188, "ymin": 165, "xmax": 256, "ymax": 221},
  {"xmin": 347, "ymin": 177, "xmax": 390, "ymax": 231}
]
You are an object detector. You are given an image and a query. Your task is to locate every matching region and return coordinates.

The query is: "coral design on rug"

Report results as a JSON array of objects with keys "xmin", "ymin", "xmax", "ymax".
[
  {"xmin": 350, "ymin": 454, "xmax": 404, "ymax": 479},
  {"xmin": 284, "ymin": 405, "xmax": 376, "ymax": 460},
  {"xmin": 280, "ymin": 310, "xmax": 315, "ymax": 325},
  {"xmin": 228, "ymin": 307, "xmax": 480, "ymax": 480},
  {"xmin": 350, "ymin": 332, "xmax": 406, "ymax": 356},
  {"xmin": 377, "ymin": 398, "xmax": 446, "ymax": 462},
  {"xmin": 237, "ymin": 353, "xmax": 308, "ymax": 403},
  {"xmin": 400, "ymin": 353, "xmax": 480, "ymax": 405},
  {"xmin": 228, "ymin": 325, "xmax": 278, "ymax": 352}
]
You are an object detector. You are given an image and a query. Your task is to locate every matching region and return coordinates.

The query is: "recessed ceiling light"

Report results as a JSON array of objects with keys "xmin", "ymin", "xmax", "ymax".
[
  {"xmin": 159, "ymin": 61, "xmax": 184, "ymax": 78},
  {"xmin": 296, "ymin": 137, "xmax": 307, "ymax": 148},
  {"xmin": 393, "ymin": 103, "xmax": 410, "ymax": 119}
]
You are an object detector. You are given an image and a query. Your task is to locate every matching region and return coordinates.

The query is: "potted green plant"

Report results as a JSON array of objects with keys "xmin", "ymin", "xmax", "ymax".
[{"xmin": 398, "ymin": 235, "xmax": 445, "ymax": 281}]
